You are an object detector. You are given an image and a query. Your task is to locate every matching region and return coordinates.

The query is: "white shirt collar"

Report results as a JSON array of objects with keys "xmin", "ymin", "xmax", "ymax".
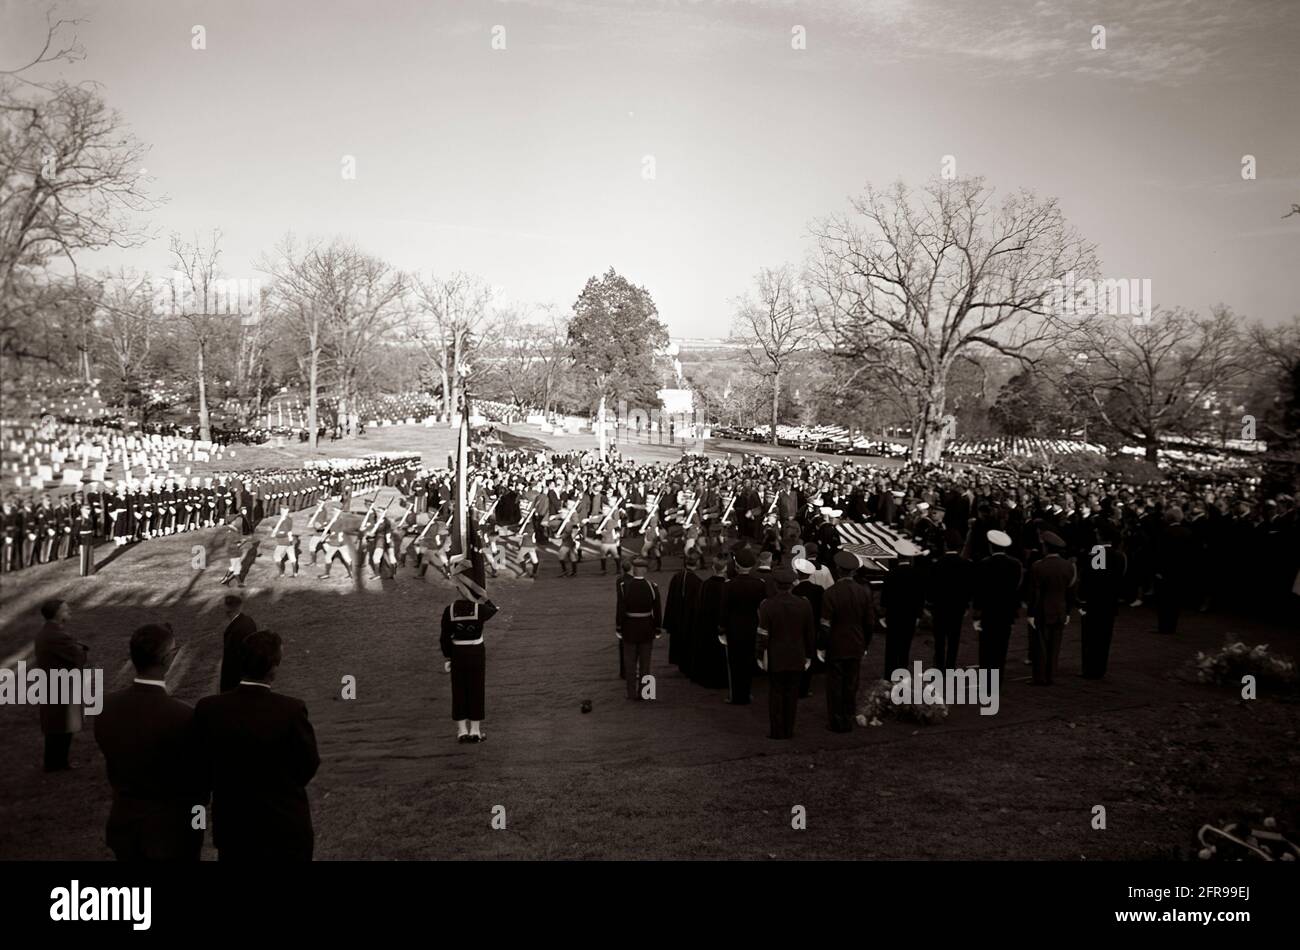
[
  {"xmin": 133, "ymin": 677, "xmax": 168, "ymax": 689},
  {"xmin": 238, "ymin": 680, "xmax": 271, "ymax": 689}
]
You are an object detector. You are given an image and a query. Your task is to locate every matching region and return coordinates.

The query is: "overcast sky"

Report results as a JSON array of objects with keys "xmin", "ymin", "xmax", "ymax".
[{"xmin": 5, "ymin": 0, "xmax": 1298, "ymax": 336}]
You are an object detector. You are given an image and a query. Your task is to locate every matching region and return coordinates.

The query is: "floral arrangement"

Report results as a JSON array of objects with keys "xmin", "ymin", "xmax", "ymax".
[
  {"xmin": 855, "ymin": 677, "xmax": 950, "ymax": 727},
  {"xmin": 1192, "ymin": 639, "xmax": 1297, "ymax": 690}
]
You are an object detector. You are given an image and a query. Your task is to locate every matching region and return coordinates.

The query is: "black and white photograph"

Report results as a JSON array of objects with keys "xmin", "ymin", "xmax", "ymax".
[{"xmin": 0, "ymin": 0, "xmax": 1297, "ymax": 932}]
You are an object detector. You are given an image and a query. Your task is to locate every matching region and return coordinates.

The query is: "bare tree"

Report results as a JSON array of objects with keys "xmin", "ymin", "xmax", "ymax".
[
  {"xmin": 167, "ymin": 230, "xmax": 230, "ymax": 441},
  {"xmin": 325, "ymin": 253, "xmax": 405, "ymax": 435},
  {"xmin": 96, "ymin": 268, "xmax": 156, "ymax": 421},
  {"xmin": 1059, "ymin": 306, "xmax": 1251, "ymax": 462},
  {"xmin": 807, "ymin": 177, "xmax": 1096, "ymax": 462},
  {"xmin": 260, "ymin": 236, "xmax": 336, "ymax": 450},
  {"xmin": 731, "ymin": 264, "xmax": 813, "ymax": 445},
  {"xmin": 0, "ymin": 73, "xmax": 156, "ymax": 360},
  {"xmin": 413, "ymin": 272, "xmax": 496, "ymax": 423}
]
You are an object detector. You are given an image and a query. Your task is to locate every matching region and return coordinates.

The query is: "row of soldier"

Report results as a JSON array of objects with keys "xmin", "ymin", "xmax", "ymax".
[{"xmin": 0, "ymin": 454, "xmax": 424, "ymax": 574}]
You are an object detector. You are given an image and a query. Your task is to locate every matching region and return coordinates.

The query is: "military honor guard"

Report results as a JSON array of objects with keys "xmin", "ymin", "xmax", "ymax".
[
  {"xmin": 270, "ymin": 504, "xmax": 299, "ymax": 578},
  {"xmin": 615, "ymin": 557, "xmax": 663, "ymax": 700}
]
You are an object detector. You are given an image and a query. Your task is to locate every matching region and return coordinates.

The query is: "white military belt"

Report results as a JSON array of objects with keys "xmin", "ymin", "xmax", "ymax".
[
  {"xmin": 452, "ymin": 637, "xmax": 484, "ymax": 645},
  {"xmin": 625, "ymin": 611, "xmax": 654, "ymax": 618}
]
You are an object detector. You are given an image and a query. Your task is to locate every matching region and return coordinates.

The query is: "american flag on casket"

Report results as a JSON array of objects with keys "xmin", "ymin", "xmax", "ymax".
[{"xmin": 836, "ymin": 520, "xmax": 908, "ymax": 564}]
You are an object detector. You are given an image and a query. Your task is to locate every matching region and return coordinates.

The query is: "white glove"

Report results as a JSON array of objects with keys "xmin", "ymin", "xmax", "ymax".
[
  {"xmin": 442, "ymin": 660, "xmax": 451, "ymax": 673},
  {"xmin": 972, "ymin": 620, "xmax": 982, "ymax": 633},
  {"xmin": 615, "ymin": 630, "xmax": 622, "ymax": 640},
  {"xmin": 803, "ymin": 658, "xmax": 811, "ymax": 670},
  {"xmin": 1027, "ymin": 617, "xmax": 1036, "ymax": 629},
  {"xmin": 718, "ymin": 634, "xmax": 727, "ymax": 646},
  {"xmin": 816, "ymin": 649, "xmax": 826, "ymax": 663},
  {"xmin": 757, "ymin": 653, "xmax": 767, "ymax": 672}
]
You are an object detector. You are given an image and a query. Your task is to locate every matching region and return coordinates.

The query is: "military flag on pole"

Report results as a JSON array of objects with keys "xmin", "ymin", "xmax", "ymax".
[{"xmin": 449, "ymin": 390, "xmax": 488, "ymax": 602}]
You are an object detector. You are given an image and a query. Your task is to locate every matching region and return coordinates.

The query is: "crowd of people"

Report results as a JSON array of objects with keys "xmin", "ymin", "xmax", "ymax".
[{"xmin": 16, "ymin": 425, "xmax": 1300, "ymax": 861}]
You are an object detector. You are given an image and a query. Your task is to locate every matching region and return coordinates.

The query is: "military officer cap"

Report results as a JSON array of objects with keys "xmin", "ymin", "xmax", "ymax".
[
  {"xmin": 834, "ymin": 549, "xmax": 861, "ymax": 571},
  {"xmin": 987, "ymin": 529, "xmax": 1012, "ymax": 548},
  {"xmin": 792, "ymin": 557, "xmax": 816, "ymax": 576},
  {"xmin": 1042, "ymin": 530, "xmax": 1066, "ymax": 550}
]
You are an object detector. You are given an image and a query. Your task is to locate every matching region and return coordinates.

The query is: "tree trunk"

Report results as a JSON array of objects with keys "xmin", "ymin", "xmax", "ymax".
[
  {"xmin": 196, "ymin": 343, "xmax": 211, "ymax": 442},
  {"xmin": 439, "ymin": 350, "xmax": 450, "ymax": 420},
  {"xmin": 770, "ymin": 366, "xmax": 781, "ymax": 446},
  {"xmin": 448, "ymin": 334, "xmax": 462, "ymax": 428},
  {"xmin": 917, "ymin": 377, "xmax": 949, "ymax": 464},
  {"xmin": 598, "ymin": 393, "xmax": 607, "ymax": 460},
  {"xmin": 1144, "ymin": 438, "xmax": 1159, "ymax": 464},
  {"xmin": 308, "ymin": 349, "xmax": 319, "ymax": 451}
]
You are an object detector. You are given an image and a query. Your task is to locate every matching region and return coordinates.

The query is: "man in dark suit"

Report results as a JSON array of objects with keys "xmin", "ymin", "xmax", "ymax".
[
  {"xmin": 1027, "ymin": 531, "xmax": 1077, "ymax": 685},
  {"xmin": 718, "ymin": 547, "xmax": 767, "ymax": 704},
  {"xmin": 193, "ymin": 630, "xmax": 319, "ymax": 861},
  {"xmin": 218, "ymin": 594, "xmax": 257, "ymax": 693},
  {"xmin": 880, "ymin": 541, "xmax": 926, "ymax": 678},
  {"xmin": 973, "ymin": 530, "xmax": 1023, "ymax": 674},
  {"xmin": 94, "ymin": 624, "xmax": 205, "ymax": 861},
  {"xmin": 34, "ymin": 599, "xmax": 88, "ymax": 771},
  {"xmin": 818, "ymin": 552, "xmax": 877, "ymax": 732},
  {"xmin": 616, "ymin": 558, "xmax": 663, "ymax": 700},
  {"xmin": 756, "ymin": 568, "xmax": 816, "ymax": 739},
  {"xmin": 928, "ymin": 530, "xmax": 974, "ymax": 669},
  {"xmin": 690, "ymin": 557, "xmax": 730, "ymax": 689},
  {"xmin": 1078, "ymin": 521, "xmax": 1127, "ymax": 679},
  {"xmin": 1153, "ymin": 506, "xmax": 1196, "ymax": 635}
]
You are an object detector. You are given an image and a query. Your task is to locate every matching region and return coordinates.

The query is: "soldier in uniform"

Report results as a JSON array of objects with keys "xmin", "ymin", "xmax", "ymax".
[
  {"xmin": 54, "ymin": 495, "xmax": 75, "ymax": 559},
  {"xmin": 972, "ymin": 529, "xmax": 1023, "ymax": 674},
  {"xmin": 0, "ymin": 500, "xmax": 17, "ymax": 573},
  {"xmin": 305, "ymin": 499, "xmax": 330, "ymax": 565},
  {"xmin": 25, "ymin": 498, "xmax": 44, "ymax": 565},
  {"xmin": 756, "ymin": 566, "xmax": 816, "ymax": 740},
  {"xmin": 269, "ymin": 504, "xmax": 299, "ymax": 578},
  {"xmin": 439, "ymin": 597, "xmax": 499, "ymax": 743},
  {"xmin": 217, "ymin": 515, "xmax": 247, "ymax": 588},
  {"xmin": 641, "ymin": 509, "xmax": 663, "ymax": 572},
  {"xmin": 718, "ymin": 546, "xmax": 766, "ymax": 705},
  {"xmin": 393, "ymin": 506, "xmax": 419, "ymax": 568},
  {"xmin": 318, "ymin": 506, "xmax": 355, "ymax": 580},
  {"xmin": 818, "ymin": 552, "xmax": 876, "ymax": 732},
  {"xmin": 594, "ymin": 502, "xmax": 623, "ymax": 575},
  {"xmin": 615, "ymin": 557, "xmax": 663, "ymax": 701}
]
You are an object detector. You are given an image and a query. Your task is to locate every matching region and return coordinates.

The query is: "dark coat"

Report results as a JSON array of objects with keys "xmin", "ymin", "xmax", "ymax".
[
  {"xmin": 690, "ymin": 574, "xmax": 730, "ymax": 688},
  {"xmin": 1028, "ymin": 554, "xmax": 1077, "ymax": 624},
  {"xmin": 34, "ymin": 620, "xmax": 88, "ymax": 735},
  {"xmin": 757, "ymin": 591, "xmax": 816, "ymax": 673},
  {"xmin": 973, "ymin": 553, "xmax": 1024, "ymax": 625},
  {"xmin": 192, "ymin": 684, "xmax": 320, "ymax": 859},
  {"xmin": 218, "ymin": 613, "xmax": 258, "ymax": 693},
  {"xmin": 819, "ymin": 576, "xmax": 876, "ymax": 659},
  {"xmin": 94, "ymin": 683, "xmax": 205, "ymax": 860},
  {"xmin": 718, "ymin": 573, "xmax": 767, "ymax": 648}
]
